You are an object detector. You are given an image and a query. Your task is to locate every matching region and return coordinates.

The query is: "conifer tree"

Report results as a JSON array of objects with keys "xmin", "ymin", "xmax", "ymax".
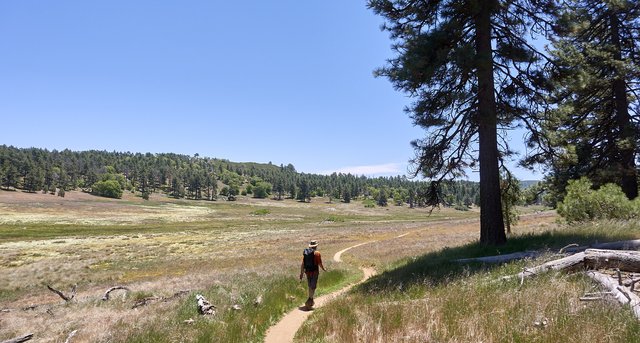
[
  {"xmin": 539, "ymin": 0, "xmax": 639, "ymax": 199},
  {"xmin": 368, "ymin": 0, "xmax": 552, "ymax": 244}
]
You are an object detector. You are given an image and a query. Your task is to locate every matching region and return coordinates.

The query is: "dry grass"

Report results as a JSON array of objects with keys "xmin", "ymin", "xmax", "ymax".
[
  {"xmin": 300, "ymin": 272, "xmax": 640, "ymax": 342},
  {"xmin": 297, "ymin": 220, "xmax": 640, "ymax": 343},
  {"xmin": 0, "ymin": 189, "xmax": 478, "ymax": 342}
]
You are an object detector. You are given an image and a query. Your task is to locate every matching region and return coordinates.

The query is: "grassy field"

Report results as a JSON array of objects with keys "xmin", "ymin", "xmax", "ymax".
[
  {"xmin": 297, "ymin": 221, "xmax": 640, "ymax": 342},
  {"xmin": 0, "ymin": 189, "xmax": 478, "ymax": 342},
  {"xmin": 4, "ymin": 189, "xmax": 635, "ymax": 342}
]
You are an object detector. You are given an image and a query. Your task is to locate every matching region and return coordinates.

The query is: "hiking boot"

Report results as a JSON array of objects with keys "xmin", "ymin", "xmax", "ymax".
[{"xmin": 305, "ymin": 297, "xmax": 314, "ymax": 308}]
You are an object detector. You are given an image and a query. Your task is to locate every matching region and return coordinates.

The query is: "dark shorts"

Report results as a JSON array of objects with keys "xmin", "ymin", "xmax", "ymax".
[{"xmin": 306, "ymin": 274, "xmax": 318, "ymax": 290}]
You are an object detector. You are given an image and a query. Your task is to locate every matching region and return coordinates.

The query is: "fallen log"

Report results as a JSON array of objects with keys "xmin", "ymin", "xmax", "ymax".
[
  {"xmin": 1, "ymin": 333, "xmax": 33, "ymax": 343},
  {"xmin": 502, "ymin": 252, "xmax": 586, "ymax": 281},
  {"xmin": 102, "ymin": 286, "xmax": 130, "ymax": 301},
  {"xmin": 503, "ymin": 249, "xmax": 640, "ymax": 281},
  {"xmin": 585, "ymin": 271, "xmax": 640, "ymax": 320},
  {"xmin": 582, "ymin": 249, "xmax": 640, "ymax": 272},
  {"xmin": 456, "ymin": 251, "xmax": 541, "ymax": 264},
  {"xmin": 564, "ymin": 239, "xmax": 640, "ymax": 254},
  {"xmin": 457, "ymin": 239, "xmax": 640, "ymax": 264}
]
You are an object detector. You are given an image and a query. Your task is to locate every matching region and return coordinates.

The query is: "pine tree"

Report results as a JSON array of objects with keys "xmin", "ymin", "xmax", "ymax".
[
  {"xmin": 540, "ymin": 0, "xmax": 639, "ymax": 200},
  {"xmin": 377, "ymin": 188, "xmax": 388, "ymax": 207},
  {"xmin": 342, "ymin": 188, "xmax": 351, "ymax": 203},
  {"xmin": 368, "ymin": 0, "xmax": 552, "ymax": 244}
]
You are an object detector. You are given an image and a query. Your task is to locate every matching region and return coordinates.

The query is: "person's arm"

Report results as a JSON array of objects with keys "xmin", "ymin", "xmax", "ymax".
[
  {"xmin": 299, "ymin": 261, "xmax": 305, "ymax": 280},
  {"xmin": 317, "ymin": 253, "xmax": 326, "ymax": 272}
]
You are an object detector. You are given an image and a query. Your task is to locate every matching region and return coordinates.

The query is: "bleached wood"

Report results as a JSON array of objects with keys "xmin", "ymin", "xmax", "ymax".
[
  {"xmin": 459, "ymin": 239, "xmax": 640, "ymax": 264},
  {"xmin": 502, "ymin": 252, "xmax": 586, "ymax": 281},
  {"xmin": 564, "ymin": 239, "xmax": 640, "ymax": 253},
  {"xmin": 1, "ymin": 333, "xmax": 33, "ymax": 343},
  {"xmin": 64, "ymin": 330, "xmax": 78, "ymax": 343},
  {"xmin": 582, "ymin": 249, "xmax": 640, "ymax": 272},
  {"xmin": 196, "ymin": 294, "xmax": 215, "ymax": 315},
  {"xmin": 102, "ymin": 286, "xmax": 130, "ymax": 301},
  {"xmin": 585, "ymin": 271, "xmax": 640, "ymax": 320},
  {"xmin": 456, "ymin": 251, "xmax": 541, "ymax": 264}
]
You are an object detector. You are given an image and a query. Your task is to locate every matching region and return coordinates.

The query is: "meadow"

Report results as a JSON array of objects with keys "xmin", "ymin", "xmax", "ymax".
[
  {"xmin": 0, "ymin": 189, "xmax": 477, "ymax": 342},
  {"xmin": 3, "ymin": 189, "xmax": 636, "ymax": 342}
]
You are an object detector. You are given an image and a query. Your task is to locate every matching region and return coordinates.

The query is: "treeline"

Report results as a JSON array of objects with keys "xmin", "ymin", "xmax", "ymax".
[{"xmin": 0, "ymin": 145, "xmax": 482, "ymax": 207}]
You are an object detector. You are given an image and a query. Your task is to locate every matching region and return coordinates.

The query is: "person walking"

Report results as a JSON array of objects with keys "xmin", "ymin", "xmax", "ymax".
[{"xmin": 299, "ymin": 240, "xmax": 326, "ymax": 309}]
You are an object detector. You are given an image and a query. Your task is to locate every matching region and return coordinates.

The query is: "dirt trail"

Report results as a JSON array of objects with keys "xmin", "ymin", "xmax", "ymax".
[{"xmin": 263, "ymin": 242, "xmax": 377, "ymax": 343}]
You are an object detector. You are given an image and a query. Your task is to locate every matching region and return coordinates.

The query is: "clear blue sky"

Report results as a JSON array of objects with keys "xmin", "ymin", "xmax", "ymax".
[{"xmin": 0, "ymin": 1, "xmax": 541, "ymax": 181}]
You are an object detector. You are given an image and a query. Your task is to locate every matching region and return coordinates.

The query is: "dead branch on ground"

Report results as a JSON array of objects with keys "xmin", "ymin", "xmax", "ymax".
[
  {"xmin": 102, "ymin": 286, "xmax": 130, "ymax": 301},
  {"xmin": 132, "ymin": 296, "xmax": 161, "ymax": 309},
  {"xmin": 498, "ymin": 248, "xmax": 640, "ymax": 321},
  {"xmin": 64, "ymin": 330, "xmax": 78, "ymax": 343},
  {"xmin": 46, "ymin": 284, "xmax": 76, "ymax": 302},
  {"xmin": 1, "ymin": 333, "xmax": 33, "ymax": 343},
  {"xmin": 131, "ymin": 290, "xmax": 190, "ymax": 309},
  {"xmin": 585, "ymin": 271, "xmax": 640, "ymax": 320}
]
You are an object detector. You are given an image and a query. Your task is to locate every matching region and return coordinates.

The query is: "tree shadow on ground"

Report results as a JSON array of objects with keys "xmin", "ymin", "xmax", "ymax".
[{"xmin": 357, "ymin": 229, "xmax": 638, "ymax": 295}]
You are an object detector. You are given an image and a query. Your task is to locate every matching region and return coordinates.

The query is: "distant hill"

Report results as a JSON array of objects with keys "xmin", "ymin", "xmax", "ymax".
[
  {"xmin": 0, "ymin": 145, "xmax": 480, "ymax": 207},
  {"xmin": 520, "ymin": 180, "xmax": 540, "ymax": 189}
]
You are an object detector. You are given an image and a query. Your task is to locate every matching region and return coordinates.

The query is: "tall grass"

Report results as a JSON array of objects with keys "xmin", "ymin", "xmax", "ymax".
[
  {"xmin": 118, "ymin": 269, "xmax": 354, "ymax": 343},
  {"xmin": 297, "ymin": 221, "xmax": 640, "ymax": 342}
]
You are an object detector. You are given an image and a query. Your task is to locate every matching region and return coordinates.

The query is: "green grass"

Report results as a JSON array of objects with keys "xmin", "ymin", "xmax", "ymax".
[
  {"xmin": 251, "ymin": 209, "xmax": 270, "ymax": 215},
  {"xmin": 118, "ymin": 269, "xmax": 356, "ymax": 343},
  {"xmin": 0, "ymin": 200, "xmax": 474, "ymax": 243},
  {"xmin": 362, "ymin": 199, "xmax": 376, "ymax": 208},
  {"xmin": 297, "ymin": 220, "xmax": 640, "ymax": 342},
  {"xmin": 323, "ymin": 215, "xmax": 346, "ymax": 223}
]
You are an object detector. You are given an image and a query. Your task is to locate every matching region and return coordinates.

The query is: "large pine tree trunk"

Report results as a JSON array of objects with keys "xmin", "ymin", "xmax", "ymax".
[
  {"xmin": 475, "ymin": 1, "xmax": 506, "ymax": 245},
  {"xmin": 610, "ymin": 12, "xmax": 638, "ymax": 200}
]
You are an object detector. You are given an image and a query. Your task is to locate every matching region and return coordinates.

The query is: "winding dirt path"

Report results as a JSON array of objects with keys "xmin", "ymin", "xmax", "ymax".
[{"xmin": 263, "ymin": 242, "xmax": 377, "ymax": 343}]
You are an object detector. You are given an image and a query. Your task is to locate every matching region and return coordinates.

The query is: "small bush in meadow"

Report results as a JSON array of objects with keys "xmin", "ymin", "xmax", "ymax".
[
  {"xmin": 325, "ymin": 215, "xmax": 345, "ymax": 222},
  {"xmin": 252, "ymin": 209, "xmax": 270, "ymax": 215},
  {"xmin": 454, "ymin": 203, "xmax": 469, "ymax": 211},
  {"xmin": 363, "ymin": 199, "xmax": 376, "ymax": 208},
  {"xmin": 92, "ymin": 180, "xmax": 123, "ymax": 199}
]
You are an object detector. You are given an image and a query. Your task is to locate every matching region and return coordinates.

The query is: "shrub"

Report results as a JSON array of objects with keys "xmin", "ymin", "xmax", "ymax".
[
  {"xmin": 324, "ymin": 215, "xmax": 345, "ymax": 222},
  {"xmin": 363, "ymin": 199, "xmax": 376, "ymax": 208},
  {"xmin": 253, "ymin": 181, "xmax": 272, "ymax": 199},
  {"xmin": 219, "ymin": 186, "xmax": 229, "ymax": 196},
  {"xmin": 454, "ymin": 203, "xmax": 469, "ymax": 211},
  {"xmin": 557, "ymin": 178, "xmax": 638, "ymax": 222},
  {"xmin": 92, "ymin": 180, "xmax": 123, "ymax": 199}
]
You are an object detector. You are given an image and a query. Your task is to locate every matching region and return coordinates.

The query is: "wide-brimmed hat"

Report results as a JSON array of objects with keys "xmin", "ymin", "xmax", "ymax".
[{"xmin": 308, "ymin": 240, "xmax": 318, "ymax": 248}]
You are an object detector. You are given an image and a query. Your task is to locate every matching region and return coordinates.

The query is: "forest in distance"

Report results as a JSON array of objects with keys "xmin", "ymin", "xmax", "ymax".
[{"xmin": 0, "ymin": 145, "xmax": 540, "ymax": 210}]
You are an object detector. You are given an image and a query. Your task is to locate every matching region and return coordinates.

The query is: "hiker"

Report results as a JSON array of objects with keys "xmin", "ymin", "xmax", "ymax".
[{"xmin": 299, "ymin": 240, "xmax": 326, "ymax": 308}]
